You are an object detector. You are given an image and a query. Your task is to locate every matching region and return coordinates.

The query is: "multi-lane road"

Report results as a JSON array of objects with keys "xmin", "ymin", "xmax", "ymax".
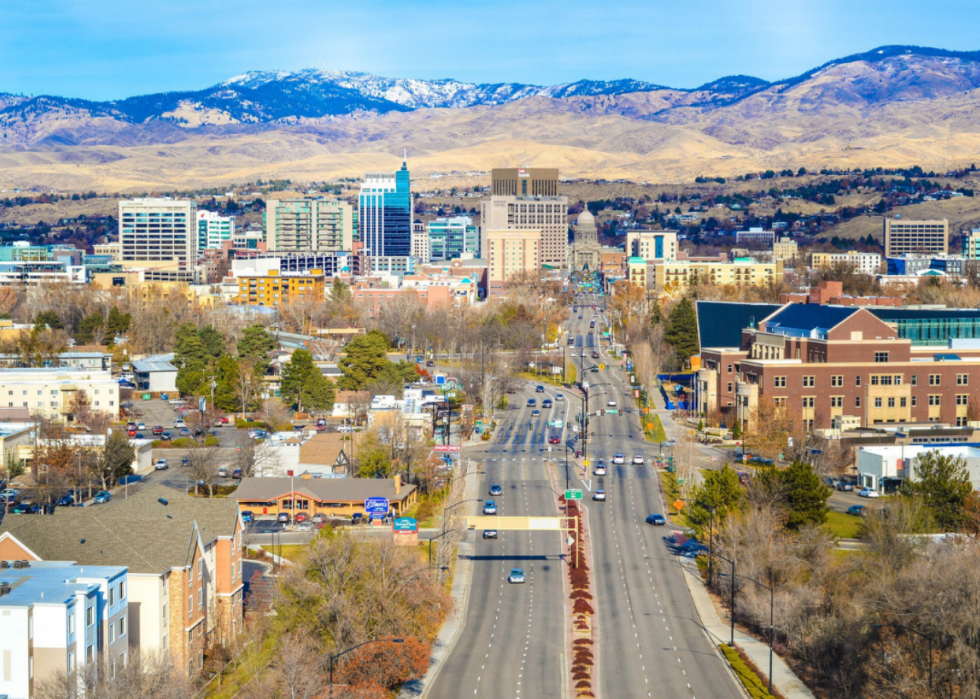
[{"xmin": 429, "ymin": 295, "xmax": 739, "ymax": 698}]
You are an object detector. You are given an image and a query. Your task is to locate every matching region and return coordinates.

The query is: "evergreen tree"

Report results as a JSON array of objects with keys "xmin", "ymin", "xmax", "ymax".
[
  {"xmin": 33, "ymin": 311, "xmax": 62, "ymax": 331},
  {"xmin": 198, "ymin": 325, "xmax": 226, "ymax": 357},
  {"xmin": 76, "ymin": 312, "xmax": 104, "ymax": 345},
  {"xmin": 900, "ymin": 450, "xmax": 973, "ymax": 531},
  {"xmin": 664, "ymin": 297, "xmax": 699, "ymax": 364},
  {"xmin": 337, "ymin": 330, "xmax": 393, "ymax": 391},
  {"xmin": 213, "ymin": 355, "xmax": 241, "ymax": 412},
  {"xmin": 781, "ymin": 460, "xmax": 830, "ymax": 530},
  {"xmin": 281, "ymin": 349, "xmax": 335, "ymax": 414},
  {"xmin": 330, "ymin": 277, "xmax": 353, "ymax": 305},
  {"xmin": 687, "ymin": 464, "xmax": 744, "ymax": 537},
  {"xmin": 237, "ymin": 325, "xmax": 275, "ymax": 372},
  {"xmin": 649, "ymin": 298, "xmax": 664, "ymax": 326},
  {"xmin": 105, "ymin": 307, "xmax": 131, "ymax": 338}
]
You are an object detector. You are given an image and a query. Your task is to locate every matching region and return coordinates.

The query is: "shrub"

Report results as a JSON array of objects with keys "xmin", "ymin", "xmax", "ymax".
[
  {"xmin": 570, "ymin": 590, "xmax": 593, "ymax": 600},
  {"xmin": 571, "ymin": 665, "xmax": 587, "ymax": 673},
  {"xmin": 572, "ymin": 672, "xmax": 590, "ymax": 681},
  {"xmin": 575, "ymin": 680, "xmax": 591, "ymax": 689},
  {"xmin": 573, "ymin": 639, "xmax": 593, "ymax": 645}
]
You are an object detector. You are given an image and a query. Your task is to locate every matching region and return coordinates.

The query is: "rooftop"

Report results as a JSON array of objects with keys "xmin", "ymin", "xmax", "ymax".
[
  {"xmin": 235, "ymin": 477, "xmax": 416, "ymax": 504},
  {"xmin": 696, "ymin": 301, "xmax": 784, "ymax": 350},
  {"xmin": 763, "ymin": 305, "xmax": 859, "ymax": 339},
  {"xmin": 0, "ymin": 561, "xmax": 126, "ymax": 608}
]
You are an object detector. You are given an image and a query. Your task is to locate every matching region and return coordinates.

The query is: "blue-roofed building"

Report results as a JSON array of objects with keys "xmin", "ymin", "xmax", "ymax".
[
  {"xmin": 131, "ymin": 354, "xmax": 177, "ymax": 393},
  {"xmin": 0, "ymin": 560, "xmax": 128, "ymax": 697}
]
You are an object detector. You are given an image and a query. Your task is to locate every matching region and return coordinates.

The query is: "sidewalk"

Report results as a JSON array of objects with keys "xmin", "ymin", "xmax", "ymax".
[{"xmin": 677, "ymin": 555, "xmax": 816, "ymax": 699}]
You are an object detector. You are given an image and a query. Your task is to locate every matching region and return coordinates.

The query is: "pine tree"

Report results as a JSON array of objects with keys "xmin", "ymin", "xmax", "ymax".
[
  {"xmin": 337, "ymin": 330, "xmax": 392, "ymax": 391},
  {"xmin": 781, "ymin": 460, "xmax": 830, "ymax": 530},
  {"xmin": 664, "ymin": 297, "xmax": 699, "ymax": 364},
  {"xmin": 237, "ymin": 325, "xmax": 275, "ymax": 372},
  {"xmin": 213, "ymin": 355, "xmax": 241, "ymax": 412}
]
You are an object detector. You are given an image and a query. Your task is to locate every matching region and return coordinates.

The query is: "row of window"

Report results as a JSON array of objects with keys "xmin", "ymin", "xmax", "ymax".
[
  {"xmin": 790, "ymin": 394, "xmax": 971, "ymax": 409},
  {"xmin": 769, "ymin": 373, "xmax": 971, "ymax": 388}
]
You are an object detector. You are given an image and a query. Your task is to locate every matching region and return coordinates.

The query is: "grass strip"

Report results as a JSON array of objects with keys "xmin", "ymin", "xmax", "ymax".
[{"xmin": 719, "ymin": 643, "xmax": 787, "ymax": 699}]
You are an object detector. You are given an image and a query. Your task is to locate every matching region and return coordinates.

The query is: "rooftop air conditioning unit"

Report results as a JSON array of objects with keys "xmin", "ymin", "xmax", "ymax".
[
  {"xmin": 0, "ymin": 561, "xmax": 8, "ymax": 569},
  {"xmin": 13, "ymin": 560, "xmax": 28, "ymax": 569}
]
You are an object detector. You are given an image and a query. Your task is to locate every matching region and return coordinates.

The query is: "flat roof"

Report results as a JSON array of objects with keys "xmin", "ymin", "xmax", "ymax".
[{"xmin": 0, "ymin": 561, "xmax": 126, "ymax": 608}]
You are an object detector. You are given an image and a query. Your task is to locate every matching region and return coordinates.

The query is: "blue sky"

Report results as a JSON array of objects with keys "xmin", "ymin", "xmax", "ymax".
[{"xmin": 3, "ymin": 0, "xmax": 979, "ymax": 100}]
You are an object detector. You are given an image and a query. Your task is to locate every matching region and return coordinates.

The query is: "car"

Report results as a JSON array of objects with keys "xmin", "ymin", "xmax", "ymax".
[
  {"xmin": 11, "ymin": 502, "xmax": 40, "ymax": 514},
  {"xmin": 241, "ymin": 510, "xmax": 253, "ymax": 523},
  {"xmin": 590, "ymin": 366, "xmax": 599, "ymax": 373},
  {"xmin": 57, "ymin": 494, "xmax": 75, "ymax": 507},
  {"xmin": 161, "ymin": 432, "xmax": 171, "ymax": 441},
  {"xmin": 154, "ymin": 459, "xmax": 169, "ymax": 470},
  {"xmin": 858, "ymin": 488, "xmax": 880, "ymax": 498},
  {"xmin": 607, "ymin": 400, "xmax": 616, "ymax": 408},
  {"xmin": 532, "ymin": 409, "xmax": 541, "ymax": 417},
  {"xmin": 578, "ymin": 315, "xmax": 583, "ymax": 319},
  {"xmin": 174, "ymin": 419, "xmax": 186, "ymax": 429},
  {"xmin": 135, "ymin": 433, "xmax": 145, "ymax": 439},
  {"xmin": 489, "ymin": 484, "xmax": 503, "ymax": 496},
  {"xmin": 351, "ymin": 513, "xmax": 364, "ymax": 524},
  {"xmin": 179, "ymin": 428, "xmax": 190, "ymax": 435},
  {"xmin": 277, "ymin": 512, "xmax": 290, "ymax": 523},
  {"xmin": 594, "ymin": 465, "xmax": 607, "ymax": 476},
  {"xmin": 483, "ymin": 529, "xmax": 498, "ymax": 539},
  {"xmin": 591, "ymin": 351, "xmax": 600, "ymax": 359},
  {"xmin": 416, "ymin": 355, "xmax": 424, "ymax": 363},
  {"xmin": 536, "ymin": 385, "xmax": 545, "ymax": 393},
  {"xmin": 426, "ymin": 360, "xmax": 435, "ymax": 367},
  {"xmin": 160, "ymin": 394, "xmax": 169, "ymax": 401},
  {"xmin": 846, "ymin": 505, "xmax": 866, "ymax": 517},
  {"xmin": 737, "ymin": 472, "xmax": 751, "ymax": 486},
  {"xmin": 93, "ymin": 491, "xmax": 111, "ymax": 504},
  {"xmin": 593, "ymin": 490, "xmax": 607, "ymax": 501},
  {"xmin": 568, "ymin": 338, "xmax": 575, "ymax": 346},
  {"xmin": 483, "ymin": 501, "xmax": 497, "ymax": 515},
  {"xmin": 542, "ymin": 399, "xmax": 553, "ymax": 408},
  {"xmin": 152, "ymin": 426, "xmax": 164, "ymax": 435},
  {"xmin": 555, "ymin": 393, "xmax": 564, "ymax": 401},
  {"xmin": 508, "ymin": 568, "xmax": 526, "ymax": 584},
  {"xmin": 217, "ymin": 467, "xmax": 229, "ymax": 478},
  {"xmin": 632, "ymin": 455, "xmax": 644, "ymax": 465},
  {"xmin": 645, "ymin": 514, "xmax": 667, "ymax": 526},
  {"xmin": 527, "ymin": 399, "xmax": 537, "ymax": 407},
  {"xmin": 507, "ymin": 388, "xmax": 517, "ymax": 394},
  {"xmin": 127, "ymin": 428, "xmax": 137, "ymax": 437},
  {"xmin": 612, "ymin": 454, "xmax": 625, "ymax": 464},
  {"xmin": 181, "ymin": 457, "xmax": 190, "ymax": 467},
  {"xmin": 138, "ymin": 423, "xmax": 146, "ymax": 431},
  {"xmin": 293, "ymin": 512, "xmax": 309, "ymax": 523},
  {"xmin": 549, "ymin": 434, "xmax": 561, "ymax": 444},
  {"xmin": 232, "ymin": 469, "xmax": 242, "ymax": 479},
  {"xmin": 220, "ymin": 417, "xmax": 232, "ymax": 425},
  {"xmin": 296, "ymin": 521, "xmax": 314, "ymax": 532},
  {"xmin": 836, "ymin": 481, "xmax": 855, "ymax": 492},
  {"xmin": 662, "ymin": 439, "xmax": 676, "ymax": 447}
]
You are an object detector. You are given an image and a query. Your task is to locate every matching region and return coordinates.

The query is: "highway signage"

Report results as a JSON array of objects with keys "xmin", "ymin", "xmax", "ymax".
[
  {"xmin": 365, "ymin": 497, "xmax": 390, "ymax": 515},
  {"xmin": 393, "ymin": 517, "xmax": 418, "ymax": 533},
  {"xmin": 564, "ymin": 489, "xmax": 583, "ymax": 500}
]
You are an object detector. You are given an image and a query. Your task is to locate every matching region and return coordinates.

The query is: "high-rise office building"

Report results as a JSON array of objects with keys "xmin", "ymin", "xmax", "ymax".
[
  {"xmin": 265, "ymin": 199, "xmax": 354, "ymax": 252},
  {"xmin": 119, "ymin": 198, "xmax": 197, "ymax": 270},
  {"xmin": 427, "ymin": 216, "xmax": 480, "ymax": 262},
  {"xmin": 481, "ymin": 195, "xmax": 568, "ymax": 268},
  {"xmin": 197, "ymin": 210, "xmax": 235, "ymax": 250},
  {"xmin": 491, "ymin": 168, "xmax": 560, "ymax": 197},
  {"xmin": 486, "ymin": 228, "xmax": 541, "ymax": 295},
  {"xmin": 883, "ymin": 218, "xmax": 948, "ymax": 257},
  {"xmin": 358, "ymin": 161, "xmax": 412, "ymax": 258},
  {"xmin": 412, "ymin": 221, "xmax": 430, "ymax": 262}
]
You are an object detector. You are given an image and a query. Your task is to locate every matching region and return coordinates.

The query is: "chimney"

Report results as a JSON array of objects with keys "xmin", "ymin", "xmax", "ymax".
[{"xmin": 394, "ymin": 474, "xmax": 402, "ymax": 495}]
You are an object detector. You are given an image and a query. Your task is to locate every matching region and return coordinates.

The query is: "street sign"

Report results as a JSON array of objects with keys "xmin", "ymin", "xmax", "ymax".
[
  {"xmin": 365, "ymin": 497, "xmax": 390, "ymax": 515},
  {"xmin": 599, "ymin": 364, "xmax": 605, "ymax": 370},
  {"xmin": 673, "ymin": 499, "xmax": 685, "ymax": 511},
  {"xmin": 393, "ymin": 517, "xmax": 418, "ymax": 534},
  {"xmin": 564, "ymin": 489, "xmax": 583, "ymax": 500},
  {"xmin": 606, "ymin": 409, "xmax": 620, "ymax": 415},
  {"xmin": 434, "ymin": 445, "xmax": 460, "ymax": 452}
]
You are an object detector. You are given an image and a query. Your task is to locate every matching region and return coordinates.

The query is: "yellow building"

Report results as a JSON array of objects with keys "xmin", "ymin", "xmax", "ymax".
[
  {"xmin": 235, "ymin": 269, "xmax": 326, "ymax": 307},
  {"xmin": 772, "ymin": 237, "xmax": 798, "ymax": 261},
  {"xmin": 654, "ymin": 259, "xmax": 783, "ymax": 291},
  {"xmin": 627, "ymin": 257, "xmax": 648, "ymax": 288},
  {"xmin": 485, "ymin": 228, "xmax": 541, "ymax": 295}
]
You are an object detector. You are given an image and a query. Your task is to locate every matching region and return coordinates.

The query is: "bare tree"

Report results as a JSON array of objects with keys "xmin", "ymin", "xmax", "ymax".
[{"xmin": 33, "ymin": 650, "xmax": 193, "ymax": 699}]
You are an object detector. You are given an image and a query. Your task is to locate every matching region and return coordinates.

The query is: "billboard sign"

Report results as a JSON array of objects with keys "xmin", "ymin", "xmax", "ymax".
[{"xmin": 365, "ymin": 497, "xmax": 390, "ymax": 515}]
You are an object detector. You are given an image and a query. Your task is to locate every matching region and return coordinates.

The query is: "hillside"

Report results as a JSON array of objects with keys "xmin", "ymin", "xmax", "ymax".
[{"xmin": 4, "ymin": 46, "xmax": 980, "ymax": 191}]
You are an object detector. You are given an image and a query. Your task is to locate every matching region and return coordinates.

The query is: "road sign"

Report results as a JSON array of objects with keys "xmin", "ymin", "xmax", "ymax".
[
  {"xmin": 583, "ymin": 459, "xmax": 589, "ymax": 466},
  {"xmin": 599, "ymin": 364, "xmax": 605, "ymax": 370},
  {"xmin": 365, "ymin": 497, "xmax": 390, "ymax": 515},
  {"xmin": 393, "ymin": 517, "xmax": 418, "ymax": 533},
  {"xmin": 673, "ymin": 499, "xmax": 685, "ymax": 511},
  {"xmin": 564, "ymin": 489, "xmax": 583, "ymax": 500},
  {"xmin": 606, "ymin": 409, "xmax": 620, "ymax": 415},
  {"xmin": 434, "ymin": 445, "xmax": 460, "ymax": 452}
]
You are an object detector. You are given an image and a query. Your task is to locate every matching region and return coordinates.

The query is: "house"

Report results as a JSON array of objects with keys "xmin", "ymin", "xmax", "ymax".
[
  {"xmin": 234, "ymin": 475, "xmax": 418, "ymax": 520},
  {"xmin": 0, "ymin": 561, "xmax": 129, "ymax": 698},
  {"xmin": 332, "ymin": 391, "xmax": 371, "ymax": 421},
  {"xmin": 253, "ymin": 431, "xmax": 352, "ymax": 477},
  {"xmin": 0, "ymin": 485, "xmax": 244, "ymax": 679}
]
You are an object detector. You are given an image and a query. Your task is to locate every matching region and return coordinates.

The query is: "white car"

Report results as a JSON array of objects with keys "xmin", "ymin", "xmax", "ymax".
[
  {"xmin": 858, "ymin": 488, "xmax": 880, "ymax": 498},
  {"xmin": 607, "ymin": 400, "xmax": 616, "ymax": 408},
  {"xmin": 508, "ymin": 568, "xmax": 526, "ymax": 584},
  {"xmin": 612, "ymin": 454, "xmax": 625, "ymax": 465},
  {"xmin": 174, "ymin": 419, "xmax": 186, "ymax": 429},
  {"xmin": 593, "ymin": 490, "xmax": 607, "ymax": 501},
  {"xmin": 555, "ymin": 394, "xmax": 564, "ymax": 401},
  {"xmin": 154, "ymin": 459, "xmax": 169, "ymax": 470},
  {"xmin": 593, "ymin": 465, "xmax": 607, "ymax": 476}
]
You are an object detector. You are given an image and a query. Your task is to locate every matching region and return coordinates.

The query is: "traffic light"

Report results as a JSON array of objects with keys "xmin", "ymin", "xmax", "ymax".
[{"xmin": 598, "ymin": 409, "xmax": 604, "ymax": 416}]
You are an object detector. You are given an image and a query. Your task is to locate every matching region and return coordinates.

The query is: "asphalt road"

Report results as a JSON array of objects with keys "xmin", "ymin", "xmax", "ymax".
[
  {"xmin": 567, "ymin": 295, "xmax": 740, "ymax": 699},
  {"xmin": 428, "ymin": 381, "xmax": 567, "ymax": 699}
]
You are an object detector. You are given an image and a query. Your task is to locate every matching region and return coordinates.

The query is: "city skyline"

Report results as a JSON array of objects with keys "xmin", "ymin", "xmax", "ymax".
[{"xmin": 3, "ymin": 0, "xmax": 980, "ymax": 100}]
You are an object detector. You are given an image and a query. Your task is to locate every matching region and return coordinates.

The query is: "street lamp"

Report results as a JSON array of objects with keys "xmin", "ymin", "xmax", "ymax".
[
  {"xmin": 329, "ymin": 638, "xmax": 404, "ymax": 699},
  {"xmin": 873, "ymin": 623, "xmax": 933, "ymax": 691}
]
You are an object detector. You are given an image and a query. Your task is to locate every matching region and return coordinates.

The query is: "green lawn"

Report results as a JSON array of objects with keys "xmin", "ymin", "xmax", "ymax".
[{"xmin": 823, "ymin": 510, "xmax": 862, "ymax": 540}]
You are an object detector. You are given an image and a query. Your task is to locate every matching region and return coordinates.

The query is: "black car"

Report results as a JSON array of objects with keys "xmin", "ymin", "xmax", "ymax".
[
  {"xmin": 645, "ymin": 514, "xmax": 667, "ymax": 526},
  {"xmin": 542, "ymin": 399, "xmax": 553, "ymax": 408},
  {"xmin": 161, "ymin": 432, "xmax": 171, "ymax": 441},
  {"xmin": 11, "ymin": 502, "xmax": 40, "ymax": 514}
]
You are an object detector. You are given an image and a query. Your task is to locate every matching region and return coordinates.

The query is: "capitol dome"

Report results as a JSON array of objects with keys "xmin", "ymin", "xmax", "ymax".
[{"xmin": 577, "ymin": 209, "xmax": 596, "ymax": 228}]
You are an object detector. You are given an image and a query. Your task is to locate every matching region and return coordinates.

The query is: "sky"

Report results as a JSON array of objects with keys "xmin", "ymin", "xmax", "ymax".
[{"xmin": 3, "ymin": 0, "xmax": 980, "ymax": 100}]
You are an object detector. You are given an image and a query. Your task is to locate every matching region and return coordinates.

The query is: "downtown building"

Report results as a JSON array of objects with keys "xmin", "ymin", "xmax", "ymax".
[
  {"xmin": 197, "ymin": 211, "xmax": 235, "ymax": 251},
  {"xmin": 359, "ymin": 161, "xmax": 412, "ymax": 259},
  {"xmin": 426, "ymin": 216, "xmax": 479, "ymax": 262},
  {"xmin": 118, "ymin": 199, "xmax": 197, "ymax": 279},
  {"xmin": 882, "ymin": 217, "xmax": 948, "ymax": 257},
  {"xmin": 264, "ymin": 199, "xmax": 355, "ymax": 253}
]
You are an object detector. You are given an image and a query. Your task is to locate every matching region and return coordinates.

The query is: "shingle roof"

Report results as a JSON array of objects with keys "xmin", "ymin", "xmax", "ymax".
[
  {"xmin": 299, "ymin": 433, "xmax": 348, "ymax": 466},
  {"xmin": 234, "ymin": 477, "xmax": 416, "ymax": 504},
  {"xmin": 696, "ymin": 301, "xmax": 784, "ymax": 350},
  {"xmin": 0, "ymin": 484, "xmax": 239, "ymax": 574}
]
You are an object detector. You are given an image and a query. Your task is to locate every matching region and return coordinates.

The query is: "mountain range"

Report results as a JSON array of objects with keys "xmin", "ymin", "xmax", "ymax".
[{"xmin": 3, "ymin": 45, "xmax": 980, "ymax": 191}]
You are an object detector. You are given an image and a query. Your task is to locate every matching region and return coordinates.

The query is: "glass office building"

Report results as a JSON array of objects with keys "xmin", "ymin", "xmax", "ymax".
[
  {"xmin": 871, "ymin": 308, "xmax": 980, "ymax": 346},
  {"xmin": 358, "ymin": 161, "xmax": 412, "ymax": 258},
  {"xmin": 427, "ymin": 216, "xmax": 479, "ymax": 262}
]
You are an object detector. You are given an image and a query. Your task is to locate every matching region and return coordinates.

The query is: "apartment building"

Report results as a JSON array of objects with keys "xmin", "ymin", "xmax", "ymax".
[
  {"xmin": 0, "ymin": 486, "xmax": 244, "ymax": 680},
  {"xmin": 697, "ymin": 303, "xmax": 980, "ymax": 434},
  {"xmin": 654, "ymin": 259, "xmax": 783, "ymax": 291},
  {"xmin": 809, "ymin": 250, "xmax": 882, "ymax": 275},
  {"xmin": 883, "ymin": 217, "xmax": 948, "ymax": 257},
  {"xmin": 427, "ymin": 216, "xmax": 479, "ymax": 262},
  {"xmin": 118, "ymin": 199, "xmax": 197, "ymax": 271},
  {"xmin": 411, "ymin": 221, "xmax": 429, "ymax": 262},
  {"xmin": 264, "ymin": 199, "xmax": 354, "ymax": 252},
  {"xmin": 0, "ymin": 561, "xmax": 129, "ymax": 699},
  {"xmin": 624, "ymin": 230, "xmax": 677, "ymax": 263},
  {"xmin": 491, "ymin": 168, "xmax": 559, "ymax": 197},
  {"xmin": 481, "ymin": 195, "xmax": 567, "ymax": 268},
  {"xmin": 196, "ymin": 210, "xmax": 235, "ymax": 251},
  {"xmin": 359, "ymin": 162, "xmax": 411, "ymax": 258},
  {"xmin": 965, "ymin": 229, "xmax": 980, "ymax": 260},
  {"xmin": 0, "ymin": 369, "xmax": 118, "ymax": 423},
  {"xmin": 771, "ymin": 237, "xmax": 798, "ymax": 261},
  {"xmin": 485, "ymin": 229, "xmax": 541, "ymax": 295},
  {"xmin": 627, "ymin": 257, "xmax": 648, "ymax": 288},
  {"xmin": 234, "ymin": 269, "xmax": 325, "ymax": 308}
]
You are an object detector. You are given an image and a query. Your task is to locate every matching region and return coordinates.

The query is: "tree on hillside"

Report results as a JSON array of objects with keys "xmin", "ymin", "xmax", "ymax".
[
  {"xmin": 33, "ymin": 310, "xmax": 63, "ymax": 331},
  {"xmin": 664, "ymin": 297, "xmax": 699, "ymax": 364},
  {"xmin": 280, "ymin": 349, "xmax": 335, "ymax": 414},
  {"xmin": 105, "ymin": 306, "xmax": 131, "ymax": 339},
  {"xmin": 76, "ymin": 312, "xmax": 105, "ymax": 345},
  {"xmin": 901, "ymin": 450, "xmax": 973, "ymax": 531},
  {"xmin": 781, "ymin": 459, "xmax": 830, "ymax": 530}
]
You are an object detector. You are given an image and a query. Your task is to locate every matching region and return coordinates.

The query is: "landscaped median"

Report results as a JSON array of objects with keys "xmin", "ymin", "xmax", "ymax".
[{"xmin": 719, "ymin": 644, "xmax": 788, "ymax": 699}]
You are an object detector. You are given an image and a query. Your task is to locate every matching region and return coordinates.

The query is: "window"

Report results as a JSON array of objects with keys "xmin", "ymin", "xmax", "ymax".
[
  {"xmin": 900, "ymin": 397, "xmax": 907, "ymax": 407},
  {"xmin": 911, "ymin": 375, "xmax": 917, "ymax": 386},
  {"xmin": 87, "ymin": 645, "xmax": 94, "ymax": 663},
  {"xmin": 68, "ymin": 651, "xmax": 75, "ymax": 673},
  {"xmin": 29, "ymin": 616, "xmax": 33, "ymax": 640},
  {"xmin": 773, "ymin": 397, "xmax": 787, "ymax": 407},
  {"xmin": 856, "ymin": 396, "xmax": 861, "ymax": 408},
  {"xmin": 830, "ymin": 396, "xmax": 843, "ymax": 408},
  {"xmin": 929, "ymin": 374, "xmax": 941, "ymax": 386},
  {"xmin": 163, "ymin": 603, "xmax": 168, "ymax": 621},
  {"xmin": 29, "ymin": 656, "xmax": 33, "ymax": 680},
  {"xmin": 888, "ymin": 398, "xmax": 895, "ymax": 408},
  {"xmin": 874, "ymin": 398, "xmax": 883, "ymax": 408},
  {"xmin": 109, "ymin": 624, "xmax": 115, "ymax": 643},
  {"xmin": 803, "ymin": 376, "xmax": 815, "ymax": 388},
  {"xmin": 894, "ymin": 375, "xmax": 903, "ymax": 385},
  {"xmin": 912, "ymin": 396, "xmax": 917, "ymax": 407},
  {"xmin": 856, "ymin": 375, "xmax": 862, "ymax": 387},
  {"xmin": 86, "ymin": 607, "xmax": 94, "ymax": 627},
  {"xmin": 870, "ymin": 375, "xmax": 879, "ymax": 386},
  {"xmin": 875, "ymin": 352, "xmax": 889, "ymax": 362},
  {"xmin": 802, "ymin": 397, "xmax": 815, "ymax": 408},
  {"xmin": 774, "ymin": 376, "xmax": 786, "ymax": 388},
  {"xmin": 726, "ymin": 383, "xmax": 733, "ymax": 393},
  {"xmin": 119, "ymin": 616, "xmax": 126, "ymax": 638},
  {"xmin": 958, "ymin": 417, "xmax": 969, "ymax": 427},
  {"xmin": 68, "ymin": 611, "xmax": 75, "ymax": 634},
  {"xmin": 109, "ymin": 587, "xmax": 115, "ymax": 606},
  {"xmin": 119, "ymin": 581, "xmax": 125, "ymax": 600},
  {"xmin": 831, "ymin": 376, "xmax": 843, "ymax": 387},
  {"xmin": 957, "ymin": 394, "xmax": 969, "ymax": 406},
  {"xmin": 929, "ymin": 395, "xmax": 941, "ymax": 406},
  {"xmin": 958, "ymin": 374, "xmax": 969, "ymax": 386},
  {"xmin": 727, "ymin": 364, "xmax": 733, "ymax": 374}
]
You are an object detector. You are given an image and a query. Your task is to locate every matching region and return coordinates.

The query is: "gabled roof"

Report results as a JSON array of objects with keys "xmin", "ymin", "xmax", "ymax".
[
  {"xmin": 763, "ymin": 304, "xmax": 859, "ymax": 337},
  {"xmin": 0, "ymin": 484, "xmax": 239, "ymax": 575},
  {"xmin": 696, "ymin": 301, "xmax": 784, "ymax": 350},
  {"xmin": 299, "ymin": 433, "xmax": 349, "ymax": 466}
]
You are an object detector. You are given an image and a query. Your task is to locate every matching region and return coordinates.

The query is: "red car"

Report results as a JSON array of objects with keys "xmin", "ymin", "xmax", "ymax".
[
  {"xmin": 152, "ymin": 426, "xmax": 164, "ymax": 436},
  {"xmin": 293, "ymin": 512, "xmax": 309, "ymax": 523},
  {"xmin": 220, "ymin": 417, "xmax": 231, "ymax": 424},
  {"xmin": 127, "ymin": 429, "xmax": 137, "ymax": 437},
  {"xmin": 549, "ymin": 435, "xmax": 561, "ymax": 444}
]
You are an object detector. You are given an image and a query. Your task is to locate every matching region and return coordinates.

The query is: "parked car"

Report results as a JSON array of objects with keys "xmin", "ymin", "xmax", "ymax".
[
  {"xmin": 173, "ymin": 419, "xmax": 186, "ymax": 429},
  {"xmin": 152, "ymin": 426, "xmax": 164, "ymax": 435},
  {"xmin": 137, "ymin": 423, "xmax": 146, "ymax": 431},
  {"xmin": 426, "ymin": 360, "xmax": 435, "ymax": 367},
  {"xmin": 846, "ymin": 505, "xmax": 866, "ymax": 517},
  {"xmin": 160, "ymin": 432, "xmax": 171, "ymax": 441},
  {"xmin": 316, "ymin": 418, "xmax": 327, "ymax": 431},
  {"xmin": 858, "ymin": 488, "xmax": 880, "ymax": 498},
  {"xmin": 135, "ymin": 433, "xmax": 145, "ymax": 439},
  {"xmin": 508, "ymin": 568, "xmax": 526, "ymax": 584},
  {"xmin": 489, "ymin": 484, "xmax": 503, "ymax": 496},
  {"xmin": 836, "ymin": 481, "xmax": 855, "ymax": 492},
  {"xmin": 220, "ymin": 417, "xmax": 231, "ymax": 425},
  {"xmin": 181, "ymin": 457, "xmax": 190, "ymax": 467},
  {"xmin": 483, "ymin": 529, "xmax": 498, "ymax": 539},
  {"xmin": 217, "ymin": 467, "xmax": 229, "ymax": 478},
  {"xmin": 93, "ymin": 491, "xmax": 111, "ymax": 504},
  {"xmin": 351, "ymin": 513, "xmax": 364, "ymax": 524},
  {"xmin": 232, "ymin": 469, "xmax": 242, "ymax": 479},
  {"xmin": 241, "ymin": 511, "xmax": 253, "ymax": 523},
  {"xmin": 57, "ymin": 494, "xmax": 75, "ymax": 507},
  {"xmin": 160, "ymin": 394, "xmax": 169, "ymax": 401},
  {"xmin": 645, "ymin": 514, "xmax": 667, "ymax": 526},
  {"xmin": 11, "ymin": 502, "xmax": 40, "ymax": 514},
  {"xmin": 119, "ymin": 474, "xmax": 143, "ymax": 485},
  {"xmin": 312, "ymin": 513, "xmax": 326, "ymax": 524},
  {"xmin": 277, "ymin": 512, "xmax": 290, "ymax": 523},
  {"xmin": 154, "ymin": 459, "xmax": 169, "ymax": 470},
  {"xmin": 296, "ymin": 521, "xmax": 314, "ymax": 532},
  {"xmin": 593, "ymin": 490, "xmax": 607, "ymax": 501},
  {"xmin": 737, "ymin": 472, "xmax": 751, "ymax": 486},
  {"xmin": 293, "ymin": 512, "xmax": 309, "ymax": 523},
  {"xmin": 127, "ymin": 428, "xmax": 137, "ymax": 437}
]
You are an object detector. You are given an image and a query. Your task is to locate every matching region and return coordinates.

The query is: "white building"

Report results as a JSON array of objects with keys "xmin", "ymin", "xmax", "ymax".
[
  {"xmin": 197, "ymin": 211, "xmax": 235, "ymax": 251},
  {"xmin": 0, "ymin": 369, "xmax": 119, "ymax": 423},
  {"xmin": 411, "ymin": 222, "xmax": 430, "ymax": 263},
  {"xmin": 624, "ymin": 230, "xmax": 677, "ymax": 262},
  {"xmin": 857, "ymin": 444, "xmax": 980, "ymax": 494},
  {"xmin": 118, "ymin": 199, "xmax": 197, "ymax": 272},
  {"xmin": 131, "ymin": 355, "xmax": 178, "ymax": 394},
  {"xmin": 809, "ymin": 250, "xmax": 883, "ymax": 275},
  {"xmin": 0, "ymin": 561, "xmax": 129, "ymax": 699},
  {"xmin": 265, "ymin": 199, "xmax": 354, "ymax": 252},
  {"xmin": 735, "ymin": 228, "xmax": 776, "ymax": 248}
]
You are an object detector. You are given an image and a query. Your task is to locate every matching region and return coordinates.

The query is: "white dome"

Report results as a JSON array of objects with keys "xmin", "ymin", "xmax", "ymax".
[{"xmin": 577, "ymin": 209, "xmax": 596, "ymax": 227}]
